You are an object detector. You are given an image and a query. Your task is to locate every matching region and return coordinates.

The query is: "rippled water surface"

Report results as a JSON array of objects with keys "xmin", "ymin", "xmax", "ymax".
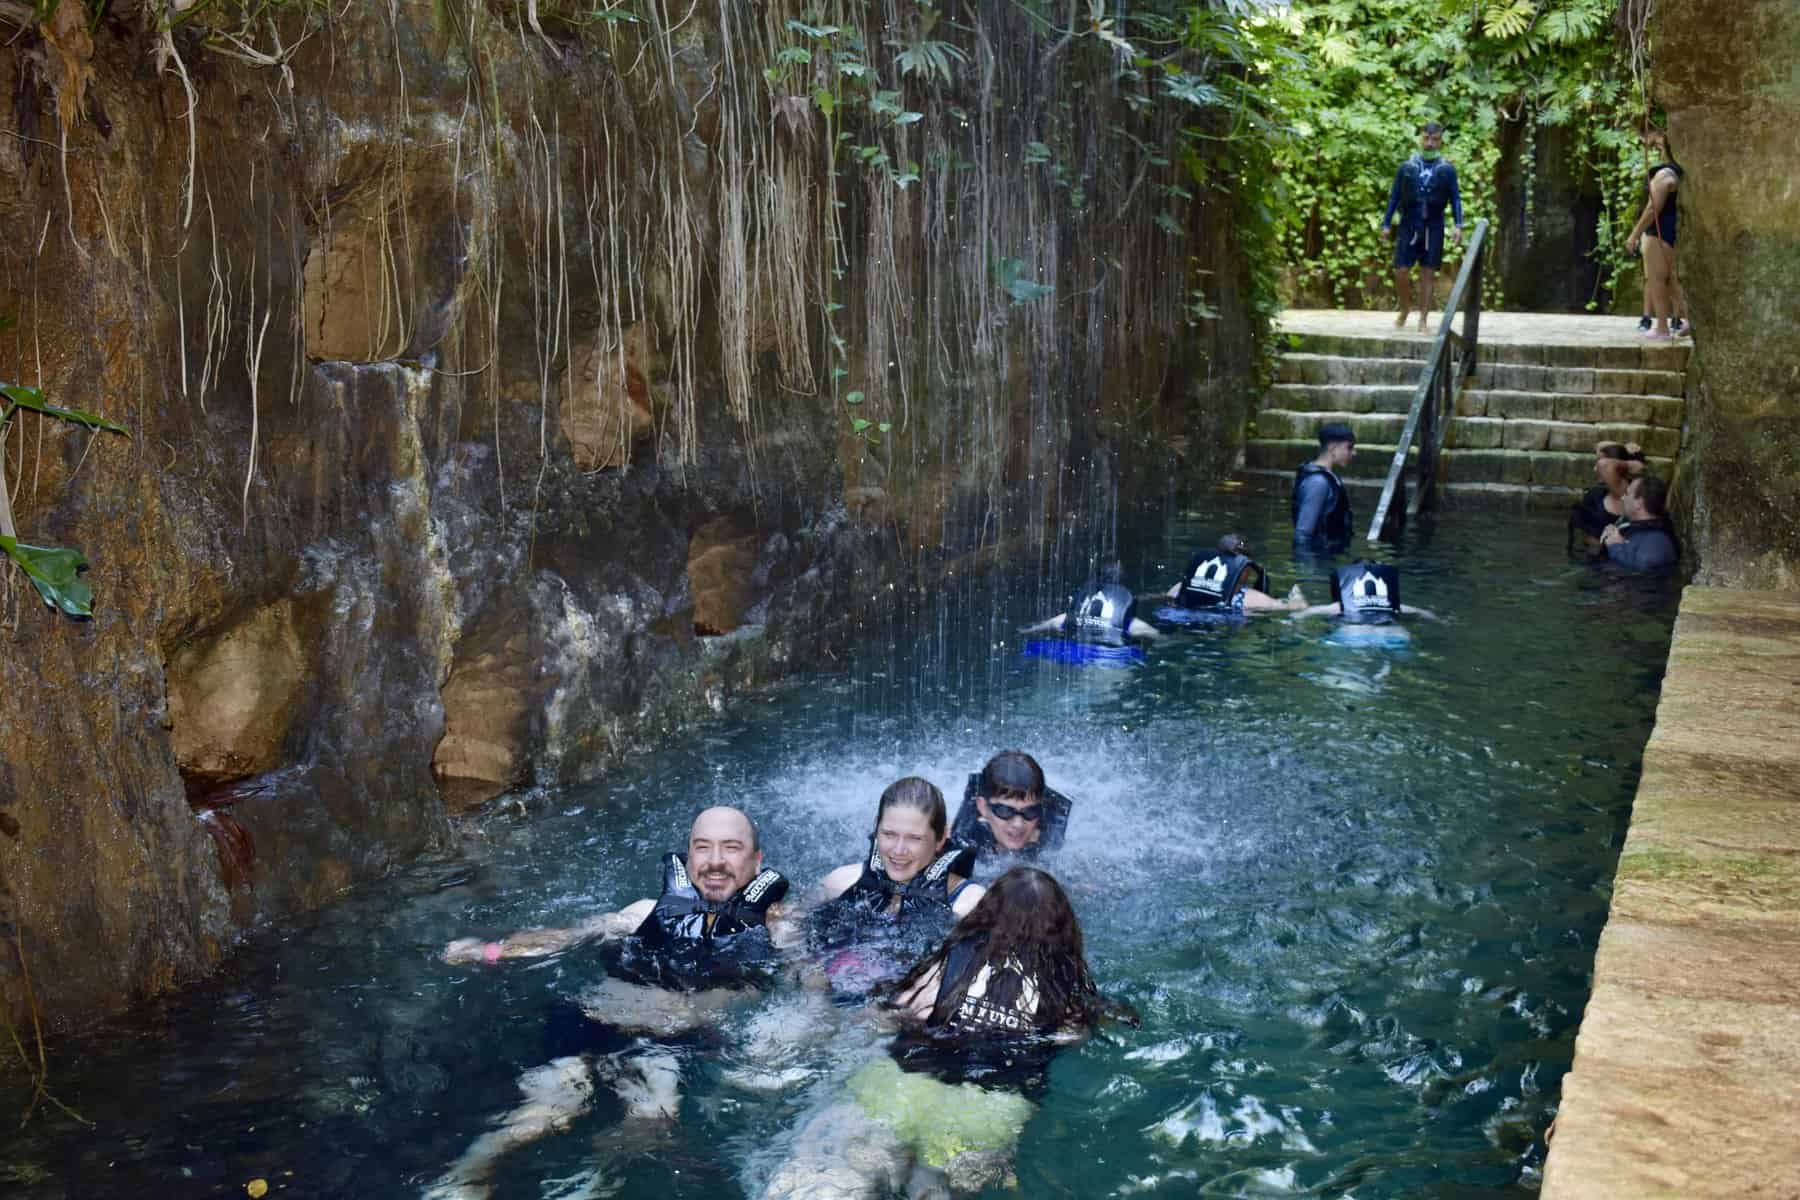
[{"xmin": 1, "ymin": 496, "xmax": 1679, "ymax": 1198}]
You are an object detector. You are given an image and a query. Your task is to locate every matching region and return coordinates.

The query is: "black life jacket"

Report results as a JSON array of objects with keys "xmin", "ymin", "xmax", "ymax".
[
  {"xmin": 936, "ymin": 938, "xmax": 1045, "ymax": 1036},
  {"xmin": 1175, "ymin": 550, "xmax": 1267, "ymax": 609},
  {"xmin": 1331, "ymin": 561, "xmax": 1402, "ymax": 624},
  {"xmin": 1568, "ymin": 484, "xmax": 1616, "ymax": 542},
  {"xmin": 608, "ymin": 853, "xmax": 789, "ymax": 991},
  {"xmin": 949, "ymin": 773, "xmax": 1072, "ymax": 860},
  {"xmin": 889, "ymin": 935, "xmax": 1060, "ymax": 1095},
  {"xmin": 1293, "ymin": 462, "xmax": 1354, "ymax": 546},
  {"xmin": 1062, "ymin": 580, "xmax": 1136, "ymax": 643},
  {"xmin": 809, "ymin": 839, "xmax": 975, "ymax": 954}
]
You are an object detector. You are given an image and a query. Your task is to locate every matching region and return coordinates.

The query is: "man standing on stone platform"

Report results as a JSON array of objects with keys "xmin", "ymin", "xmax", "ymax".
[{"xmin": 1382, "ymin": 121, "xmax": 1464, "ymax": 334}]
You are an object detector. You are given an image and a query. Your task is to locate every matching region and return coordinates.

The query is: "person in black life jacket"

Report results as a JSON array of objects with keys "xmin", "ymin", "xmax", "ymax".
[
  {"xmin": 1568, "ymin": 444, "xmax": 1646, "ymax": 556},
  {"xmin": 765, "ymin": 868, "xmax": 1129, "ymax": 1199},
  {"xmin": 432, "ymin": 806, "xmax": 793, "ymax": 1199},
  {"xmin": 1294, "ymin": 423, "xmax": 1357, "ymax": 549},
  {"xmin": 1021, "ymin": 558, "xmax": 1159, "ymax": 643},
  {"xmin": 1165, "ymin": 533, "xmax": 1307, "ymax": 614},
  {"xmin": 1290, "ymin": 560, "xmax": 1438, "ymax": 624},
  {"xmin": 810, "ymin": 777, "xmax": 985, "ymax": 996},
  {"xmin": 949, "ymin": 750, "xmax": 1072, "ymax": 860},
  {"xmin": 1600, "ymin": 475, "xmax": 1681, "ymax": 573}
]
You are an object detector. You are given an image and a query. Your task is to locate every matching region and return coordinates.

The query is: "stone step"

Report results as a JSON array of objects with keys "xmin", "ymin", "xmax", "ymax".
[
  {"xmin": 1266, "ymin": 383, "xmax": 1421, "ymax": 415},
  {"xmin": 1243, "ymin": 438, "xmax": 1674, "ymax": 490},
  {"xmin": 1284, "ymin": 329, "xmax": 1690, "ymax": 372},
  {"xmin": 1457, "ymin": 389, "xmax": 1685, "ymax": 428},
  {"xmin": 1254, "ymin": 410, "xmax": 1680, "ymax": 457},
  {"xmin": 1469, "ymin": 362, "xmax": 1684, "ymax": 397},
  {"xmin": 1277, "ymin": 354, "xmax": 1429, "ymax": 387},
  {"xmin": 1237, "ymin": 467, "xmax": 1587, "ymax": 513}
]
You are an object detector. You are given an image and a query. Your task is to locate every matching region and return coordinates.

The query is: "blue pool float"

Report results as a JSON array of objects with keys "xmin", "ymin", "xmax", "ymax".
[{"xmin": 1021, "ymin": 638, "xmax": 1145, "ymax": 666}]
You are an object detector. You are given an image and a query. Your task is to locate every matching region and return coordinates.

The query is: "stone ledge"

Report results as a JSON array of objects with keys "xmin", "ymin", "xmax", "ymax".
[{"xmin": 1543, "ymin": 587, "xmax": 1800, "ymax": 1200}]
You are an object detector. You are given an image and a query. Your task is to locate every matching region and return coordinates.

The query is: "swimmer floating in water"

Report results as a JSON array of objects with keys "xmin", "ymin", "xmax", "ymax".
[
  {"xmin": 948, "ymin": 750, "xmax": 1072, "ymax": 862},
  {"xmin": 809, "ymin": 777, "xmax": 984, "ymax": 997},
  {"xmin": 1164, "ymin": 533, "xmax": 1307, "ymax": 614},
  {"xmin": 765, "ymin": 867, "xmax": 1132, "ymax": 1199},
  {"xmin": 430, "ymin": 806, "xmax": 796, "ymax": 1200},
  {"xmin": 1021, "ymin": 559, "xmax": 1160, "ymax": 643},
  {"xmin": 1289, "ymin": 559, "xmax": 1437, "ymax": 625}
]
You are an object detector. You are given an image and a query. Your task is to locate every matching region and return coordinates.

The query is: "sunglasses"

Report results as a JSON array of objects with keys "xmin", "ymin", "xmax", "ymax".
[{"xmin": 986, "ymin": 800, "xmax": 1043, "ymax": 824}]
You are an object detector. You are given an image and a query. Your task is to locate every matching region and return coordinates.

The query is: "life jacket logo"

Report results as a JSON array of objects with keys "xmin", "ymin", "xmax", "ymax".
[
  {"xmin": 741, "ymin": 870, "xmax": 780, "ymax": 904},
  {"xmin": 1347, "ymin": 570, "xmax": 1393, "ymax": 610},
  {"xmin": 671, "ymin": 857, "xmax": 693, "ymax": 893},
  {"xmin": 1076, "ymin": 591, "xmax": 1120, "ymax": 629},
  {"xmin": 956, "ymin": 957, "xmax": 1041, "ymax": 1033},
  {"xmin": 1189, "ymin": 556, "xmax": 1228, "ymax": 597}
]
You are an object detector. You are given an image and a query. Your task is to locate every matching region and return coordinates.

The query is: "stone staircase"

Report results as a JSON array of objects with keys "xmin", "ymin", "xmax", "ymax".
[{"xmin": 1239, "ymin": 322, "xmax": 1690, "ymax": 511}]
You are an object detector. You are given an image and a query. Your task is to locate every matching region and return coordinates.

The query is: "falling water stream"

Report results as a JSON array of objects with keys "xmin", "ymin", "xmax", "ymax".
[{"xmin": 0, "ymin": 494, "xmax": 1677, "ymax": 1198}]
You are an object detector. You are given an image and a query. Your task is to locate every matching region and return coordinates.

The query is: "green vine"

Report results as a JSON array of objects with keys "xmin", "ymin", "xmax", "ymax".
[{"xmin": 1246, "ymin": 0, "xmax": 1649, "ymax": 310}]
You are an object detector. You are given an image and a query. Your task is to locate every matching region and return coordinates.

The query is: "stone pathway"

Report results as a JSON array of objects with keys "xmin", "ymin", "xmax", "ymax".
[
  {"xmin": 1278, "ymin": 307, "xmax": 1683, "ymax": 348},
  {"xmin": 1542, "ymin": 587, "xmax": 1800, "ymax": 1199}
]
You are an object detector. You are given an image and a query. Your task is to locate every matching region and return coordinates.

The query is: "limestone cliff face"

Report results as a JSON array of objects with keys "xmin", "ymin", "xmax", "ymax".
[
  {"xmin": 0, "ymin": 2, "xmax": 1253, "ymax": 1030},
  {"xmin": 1657, "ymin": 0, "xmax": 1800, "ymax": 587}
]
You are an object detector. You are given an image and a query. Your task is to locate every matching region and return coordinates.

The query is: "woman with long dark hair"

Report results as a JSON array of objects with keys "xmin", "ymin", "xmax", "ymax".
[
  {"xmin": 882, "ymin": 865, "xmax": 1109, "ymax": 1038},
  {"xmin": 765, "ymin": 868, "xmax": 1131, "ymax": 1198}
]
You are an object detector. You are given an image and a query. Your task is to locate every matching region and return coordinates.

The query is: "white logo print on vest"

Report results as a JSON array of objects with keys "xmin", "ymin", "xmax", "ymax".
[
  {"xmin": 1077, "ymin": 591, "xmax": 1121, "ymax": 629},
  {"xmin": 1189, "ymin": 556, "xmax": 1229, "ymax": 597},
  {"xmin": 1347, "ymin": 570, "xmax": 1391, "ymax": 611}
]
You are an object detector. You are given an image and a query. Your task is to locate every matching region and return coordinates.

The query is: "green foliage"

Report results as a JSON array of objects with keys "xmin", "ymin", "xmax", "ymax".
[
  {"xmin": 1248, "ymin": 0, "xmax": 1647, "ymax": 308},
  {"xmin": 0, "ymin": 537, "xmax": 93, "ymax": 619},
  {"xmin": 0, "ymin": 380, "xmax": 129, "ymax": 621}
]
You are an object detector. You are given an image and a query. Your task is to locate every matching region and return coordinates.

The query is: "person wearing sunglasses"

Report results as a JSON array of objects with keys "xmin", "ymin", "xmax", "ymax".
[
  {"xmin": 1164, "ymin": 533, "xmax": 1306, "ymax": 615},
  {"xmin": 950, "ymin": 750, "xmax": 1072, "ymax": 860}
]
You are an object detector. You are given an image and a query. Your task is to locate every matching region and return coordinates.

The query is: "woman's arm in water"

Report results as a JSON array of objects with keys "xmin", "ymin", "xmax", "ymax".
[
  {"xmin": 814, "ymin": 863, "xmax": 862, "ymax": 904},
  {"xmin": 1019, "ymin": 613, "xmax": 1068, "ymax": 635},
  {"xmin": 890, "ymin": 961, "xmax": 944, "ymax": 1022},
  {"xmin": 1127, "ymin": 617, "xmax": 1161, "ymax": 640},
  {"xmin": 1289, "ymin": 602, "xmax": 1342, "ymax": 621},
  {"xmin": 442, "ymin": 898, "xmax": 655, "ymax": 964},
  {"xmin": 950, "ymin": 878, "xmax": 986, "ymax": 917},
  {"xmin": 1399, "ymin": 604, "xmax": 1439, "ymax": 620}
]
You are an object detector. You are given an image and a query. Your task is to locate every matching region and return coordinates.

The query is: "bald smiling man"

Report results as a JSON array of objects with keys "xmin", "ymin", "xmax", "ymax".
[{"xmin": 432, "ymin": 806, "xmax": 796, "ymax": 1199}]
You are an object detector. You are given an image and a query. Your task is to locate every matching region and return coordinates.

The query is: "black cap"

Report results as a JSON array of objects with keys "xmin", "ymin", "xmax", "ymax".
[{"xmin": 1318, "ymin": 421, "xmax": 1356, "ymax": 448}]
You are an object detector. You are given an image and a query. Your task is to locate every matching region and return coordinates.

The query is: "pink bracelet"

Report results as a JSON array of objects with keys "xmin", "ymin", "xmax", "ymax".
[{"xmin": 483, "ymin": 941, "xmax": 504, "ymax": 963}]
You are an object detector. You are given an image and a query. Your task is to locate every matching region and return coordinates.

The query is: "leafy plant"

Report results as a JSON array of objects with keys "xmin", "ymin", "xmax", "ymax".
[{"xmin": 0, "ymin": 377, "xmax": 128, "ymax": 619}]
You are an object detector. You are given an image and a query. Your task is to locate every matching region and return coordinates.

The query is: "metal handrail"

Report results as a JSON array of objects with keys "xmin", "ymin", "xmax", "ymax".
[{"xmin": 1365, "ymin": 218, "xmax": 1489, "ymax": 543}]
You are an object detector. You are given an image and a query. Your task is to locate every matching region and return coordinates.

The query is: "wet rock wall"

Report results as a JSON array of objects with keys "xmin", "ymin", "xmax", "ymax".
[
  {"xmin": 0, "ymin": 1, "xmax": 1256, "ymax": 1030},
  {"xmin": 1657, "ymin": 0, "xmax": 1800, "ymax": 587}
]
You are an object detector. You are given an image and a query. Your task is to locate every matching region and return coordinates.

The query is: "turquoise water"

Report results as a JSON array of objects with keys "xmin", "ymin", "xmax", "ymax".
[{"xmin": 0, "ymin": 496, "xmax": 1678, "ymax": 1198}]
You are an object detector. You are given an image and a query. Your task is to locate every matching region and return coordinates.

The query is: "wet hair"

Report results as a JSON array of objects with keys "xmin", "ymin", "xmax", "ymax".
[
  {"xmin": 1422, "ymin": 121, "xmax": 1444, "ymax": 136},
  {"xmin": 1595, "ymin": 457, "xmax": 1637, "ymax": 495},
  {"xmin": 980, "ymin": 751, "xmax": 1045, "ymax": 803},
  {"xmin": 1097, "ymin": 559, "xmax": 1124, "ymax": 585},
  {"xmin": 1318, "ymin": 421, "xmax": 1355, "ymax": 449},
  {"xmin": 876, "ymin": 776, "xmax": 947, "ymax": 840},
  {"xmin": 1632, "ymin": 474, "xmax": 1670, "ymax": 518},
  {"xmin": 881, "ymin": 867, "xmax": 1128, "ymax": 1033},
  {"xmin": 1216, "ymin": 532, "xmax": 1248, "ymax": 555},
  {"xmin": 1597, "ymin": 441, "xmax": 1647, "ymax": 463}
]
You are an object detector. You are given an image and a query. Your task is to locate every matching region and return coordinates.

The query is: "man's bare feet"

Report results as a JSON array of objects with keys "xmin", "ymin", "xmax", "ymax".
[{"xmin": 1394, "ymin": 309, "xmax": 1409, "ymax": 328}]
